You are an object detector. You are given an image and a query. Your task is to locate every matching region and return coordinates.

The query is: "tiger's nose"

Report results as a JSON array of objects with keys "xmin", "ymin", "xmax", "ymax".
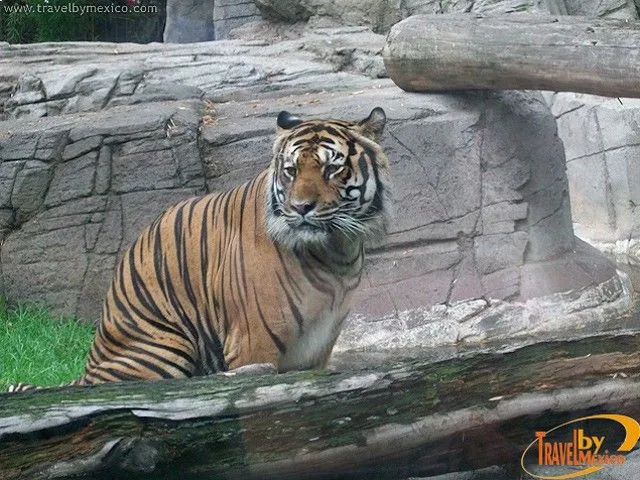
[{"xmin": 290, "ymin": 200, "xmax": 316, "ymax": 216}]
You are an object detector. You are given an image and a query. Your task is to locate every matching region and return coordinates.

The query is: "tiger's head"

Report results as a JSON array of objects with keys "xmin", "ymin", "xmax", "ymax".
[{"xmin": 266, "ymin": 107, "xmax": 391, "ymax": 250}]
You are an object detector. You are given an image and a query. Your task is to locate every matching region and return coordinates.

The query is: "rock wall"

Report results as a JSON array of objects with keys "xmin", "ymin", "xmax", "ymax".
[
  {"xmin": 253, "ymin": 0, "xmax": 549, "ymax": 33},
  {"xmin": 0, "ymin": 101, "xmax": 205, "ymax": 319},
  {"xmin": 0, "ymin": 30, "xmax": 632, "ymax": 347},
  {"xmin": 164, "ymin": 0, "xmax": 640, "ymax": 42},
  {"xmin": 213, "ymin": 0, "xmax": 263, "ymax": 40},
  {"xmin": 564, "ymin": 0, "xmax": 638, "ymax": 18},
  {"xmin": 164, "ymin": 0, "xmax": 216, "ymax": 42},
  {"xmin": 244, "ymin": 0, "xmax": 639, "ymax": 36},
  {"xmin": 546, "ymin": 93, "xmax": 640, "ymax": 260},
  {"xmin": 539, "ymin": 0, "xmax": 640, "ymax": 261},
  {"xmin": 240, "ymin": 0, "xmax": 552, "ymax": 37}
]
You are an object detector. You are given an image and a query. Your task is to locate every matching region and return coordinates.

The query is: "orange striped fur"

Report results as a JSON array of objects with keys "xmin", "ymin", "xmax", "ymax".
[{"xmin": 9, "ymin": 108, "xmax": 390, "ymax": 390}]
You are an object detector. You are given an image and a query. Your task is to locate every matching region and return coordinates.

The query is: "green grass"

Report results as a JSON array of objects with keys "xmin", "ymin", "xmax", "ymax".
[{"xmin": 0, "ymin": 300, "xmax": 95, "ymax": 390}]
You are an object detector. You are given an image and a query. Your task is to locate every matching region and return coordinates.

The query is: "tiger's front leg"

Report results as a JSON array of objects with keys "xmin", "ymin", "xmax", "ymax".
[{"xmin": 220, "ymin": 309, "xmax": 296, "ymax": 376}]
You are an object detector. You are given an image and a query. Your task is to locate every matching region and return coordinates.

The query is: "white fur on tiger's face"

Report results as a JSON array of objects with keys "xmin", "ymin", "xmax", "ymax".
[{"xmin": 266, "ymin": 107, "xmax": 391, "ymax": 250}]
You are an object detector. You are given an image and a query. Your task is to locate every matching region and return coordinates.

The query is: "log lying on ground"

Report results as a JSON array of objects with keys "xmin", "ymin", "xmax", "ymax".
[
  {"xmin": 383, "ymin": 14, "xmax": 640, "ymax": 98},
  {"xmin": 1, "ymin": 334, "xmax": 640, "ymax": 480}
]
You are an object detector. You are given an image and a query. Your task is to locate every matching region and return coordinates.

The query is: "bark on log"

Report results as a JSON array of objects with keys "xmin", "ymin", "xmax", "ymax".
[
  {"xmin": 1, "ymin": 334, "xmax": 640, "ymax": 480},
  {"xmin": 383, "ymin": 14, "xmax": 640, "ymax": 98}
]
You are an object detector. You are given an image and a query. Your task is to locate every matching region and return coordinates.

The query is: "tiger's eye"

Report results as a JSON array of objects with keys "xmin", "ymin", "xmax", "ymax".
[
  {"xmin": 284, "ymin": 166, "xmax": 297, "ymax": 178},
  {"xmin": 324, "ymin": 164, "xmax": 343, "ymax": 178}
]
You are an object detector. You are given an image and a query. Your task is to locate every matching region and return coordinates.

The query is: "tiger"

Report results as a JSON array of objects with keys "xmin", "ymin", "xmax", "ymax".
[{"xmin": 8, "ymin": 107, "xmax": 390, "ymax": 391}]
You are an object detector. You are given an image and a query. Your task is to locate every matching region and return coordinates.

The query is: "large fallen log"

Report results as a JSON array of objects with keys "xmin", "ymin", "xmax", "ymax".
[
  {"xmin": 1, "ymin": 334, "xmax": 640, "ymax": 479},
  {"xmin": 383, "ymin": 14, "xmax": 640, "ymax": 98}
]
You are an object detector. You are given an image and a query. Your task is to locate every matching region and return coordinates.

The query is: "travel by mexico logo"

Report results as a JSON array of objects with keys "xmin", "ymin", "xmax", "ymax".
[{"xmin": 521, "ymin": 414, "xmax": 640, "ymax": 479}]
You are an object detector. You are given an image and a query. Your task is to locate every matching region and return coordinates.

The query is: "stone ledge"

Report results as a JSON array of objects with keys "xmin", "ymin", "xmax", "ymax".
[{"xmin": 334, "ymin": 261, "xmax": 636, "ymax": 355}]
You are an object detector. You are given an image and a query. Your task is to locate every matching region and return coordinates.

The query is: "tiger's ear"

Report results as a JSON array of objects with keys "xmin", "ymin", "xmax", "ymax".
[
  {"xmin": 277, "ymin": 111, "xmax": 303, "ymax": 131},
  {"xmin": 358, "ymin": 107, "xmax": 386, "ymax": 142}
]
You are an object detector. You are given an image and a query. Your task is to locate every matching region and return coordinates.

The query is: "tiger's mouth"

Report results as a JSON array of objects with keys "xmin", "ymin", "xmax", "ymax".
[
  {"xmin": 298, "ymin": 222, "xmax": 322, "ymax": 231},
  {"xmin": 266, "ymin": 188, "xmax": 386, "ymax": 249},
  {"xmin": 290, "ymin": 218, "xmax": 327, "ymax": 233}
]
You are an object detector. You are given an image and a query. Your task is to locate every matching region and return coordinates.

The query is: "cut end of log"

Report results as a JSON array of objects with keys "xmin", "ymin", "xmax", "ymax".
[{"xmin": 383, "ymin": 14, "xmax": 640, "ymax": 98}]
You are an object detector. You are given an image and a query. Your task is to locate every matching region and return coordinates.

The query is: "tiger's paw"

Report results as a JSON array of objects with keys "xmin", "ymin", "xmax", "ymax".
[{"xmin": 220, "ymin": 363, "xmax": 278, "ymax": 377}]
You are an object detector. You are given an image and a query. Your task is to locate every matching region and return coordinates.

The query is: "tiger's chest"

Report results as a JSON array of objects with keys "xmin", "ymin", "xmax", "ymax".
[
  {"xmin": 278, "ymin": 305, "xmax": 348, "ymax": 372},
  {"xmin": 275, "ymin": 254, "xmax": 361, "ymax": 371}
]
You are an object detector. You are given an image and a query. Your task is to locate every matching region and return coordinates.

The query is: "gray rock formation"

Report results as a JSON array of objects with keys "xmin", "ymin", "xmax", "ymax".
[
  {"xmin": 164, "ymin": 0, "xmax": 215, "ymax": 43},
  {"xmin": 163, "ymin": 0, "xmax": 640, "ymax": 43},
  {"xmin": 537, "ymin": 0, "xmax": 640, "ymax": 263},
  {"xmin": 564, "ymin": 0, "xmax": 638, "ymax": 18},
  {"xmin": 0, "ymin": 31, "xmax": 634, "ymax": 350},
  {"xmin": 546, "ymin": 93, "xmax": 640, "ymax": 262},
  {"xmin": 0, "ymin": 28, "xmax": 385, "ymax": 121},
  {"xmin": 238, "ymin": 0, "xmax": 639, "ymax": 43},
  {"xmin": 252, "ymin": 0, "xmax": 550, "ymax": 34},
  {"xmin": 161, "ymin": 0, "xmax": 275, "ymax": 42},
  {"xmin": 213, "ymin": 0, "xmax": 263, "ymax": 40}
]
